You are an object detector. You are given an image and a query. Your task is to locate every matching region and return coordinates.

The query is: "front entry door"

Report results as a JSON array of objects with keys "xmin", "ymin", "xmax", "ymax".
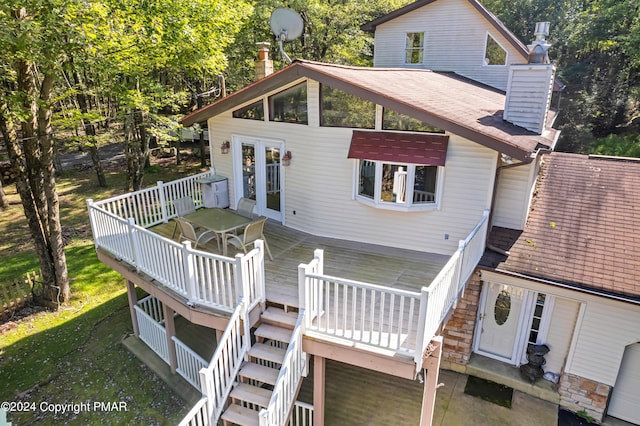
[
  {"xmin": 475, "ymin": 283, "xmax": 527, "ymax": 364},
  {"xmin": 233, "ymin": 136, "xmax": 283, "ymax": 222}
]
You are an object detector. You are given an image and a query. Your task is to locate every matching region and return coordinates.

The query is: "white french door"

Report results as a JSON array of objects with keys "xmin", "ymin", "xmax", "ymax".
[{"xmin": 232, "ymin": 135, "xmax": 283, "ymax": 222}]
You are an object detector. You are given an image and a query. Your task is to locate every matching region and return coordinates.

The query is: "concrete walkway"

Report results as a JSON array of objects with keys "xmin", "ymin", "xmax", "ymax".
[{"xmin": 434, "ymin": 369, "xmax": 557, "ymax": 426}]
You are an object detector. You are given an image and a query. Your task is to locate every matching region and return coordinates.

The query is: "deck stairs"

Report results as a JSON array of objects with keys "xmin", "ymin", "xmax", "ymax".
[{"xmin": 220, "ymin": 305, "xmax": 300, "ymax": 426}]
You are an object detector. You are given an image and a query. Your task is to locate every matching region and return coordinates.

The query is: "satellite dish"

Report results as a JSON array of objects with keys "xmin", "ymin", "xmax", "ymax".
[{"xmin": 270, "ymin": 8, "xmax": 304, "ymax": 64}]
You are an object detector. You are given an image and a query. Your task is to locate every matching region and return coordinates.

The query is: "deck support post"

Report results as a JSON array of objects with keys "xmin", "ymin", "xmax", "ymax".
[
  {"xmin": 126, "ymin": 280, "xmax": 139, "ymax": 337},
  {"xmin": 313, "ymin": 355, "xmax": 326, "ymax": 426},
  {"xmin": 163, "ymin": 303, "xmax": 178, "ymax": 374},
  {"xmin": 420, "ymin": 336, "xmax": 443, "ymax": 426}
]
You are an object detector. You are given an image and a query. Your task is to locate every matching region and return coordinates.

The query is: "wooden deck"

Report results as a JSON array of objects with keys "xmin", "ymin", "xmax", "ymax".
[{"xmin": 153, "ymin": 215, "xmax": 449, "ymax": 308}]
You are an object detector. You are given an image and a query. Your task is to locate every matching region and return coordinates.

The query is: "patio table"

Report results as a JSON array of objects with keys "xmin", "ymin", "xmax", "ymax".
[{"xmin": 183, "ymin": 208, "xmax": 251, "ymax": 256}]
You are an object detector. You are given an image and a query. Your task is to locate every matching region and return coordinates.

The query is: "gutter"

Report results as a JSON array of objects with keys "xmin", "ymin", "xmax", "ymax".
[{"xmin": 478, "ymin": 267, "xmax": 640, "ymax": 306}]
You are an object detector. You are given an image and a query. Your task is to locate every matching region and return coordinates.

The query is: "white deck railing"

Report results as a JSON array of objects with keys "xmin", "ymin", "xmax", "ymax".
[
  {"xmin": 299, "ymin": 210, "xmax": 490, "ymax": 374},
  {"xmin": 134, "ymin": 304, "xmax": 170, "ymax": 364},
  {"xmin": 198, "ymin": 301, "xmax": 251, "ymax": 423},
  {"xmin": 87, "ymin": 177, "xmax": 266, "ymax": 312},
  {"xmin": 288, "ymin": 402, "xmax": 313, "ymax": 426},
  {"xmin": 178, "ymin": 397, "xmax": 209, "ymax": 426},
  {"xmin": 413, "ymin": 209, "xmax": 489, "ymax": 373},
  {"xmin": 173, "ymin": 336, "xmax": 209, "ymax": 391},
  {"xmin": 260, "ymin": 310, "xmax": 308, "ymax": 426}
]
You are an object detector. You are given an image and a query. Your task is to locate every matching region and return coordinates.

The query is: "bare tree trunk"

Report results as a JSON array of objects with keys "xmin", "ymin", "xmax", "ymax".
[
  {"xmin": 124, "ymin": 109, "xmax": 149, "ymax": 191},
  {"xmin": 0, "ymin": 59, "xmax": 69, "ymax": 307}
]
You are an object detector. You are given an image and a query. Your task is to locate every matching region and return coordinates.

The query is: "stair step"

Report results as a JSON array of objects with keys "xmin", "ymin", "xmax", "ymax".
[
  {"xmin": 230, "ymin": 383, "xmax": 271, "ymax": 408},
  {"xmin": 266, "ymin": 289, "xmax": 299, "ymax": 312},
  {"xmin": 248, "ymin": 342, "xmax": 286, "ymax": 365},
  {"xmin": 261, "ymin": 307, "xmax": 298, "ymax": 329},
  {"xmin": 221, "ymin": 404, "xmax": 259, "ymax": 426},
  {"xmin": 239, "ymin": 362, "xmax": 279, "ymax": 385},
  {"xmin": 255, "ymin": 323, "xmax": 293, "ymax": 344}
]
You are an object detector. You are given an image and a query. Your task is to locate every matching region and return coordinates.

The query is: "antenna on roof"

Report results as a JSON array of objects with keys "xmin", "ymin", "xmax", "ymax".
[{"xmin": 269, "ymin": 7, "xmax": 303, "ymax": 64}]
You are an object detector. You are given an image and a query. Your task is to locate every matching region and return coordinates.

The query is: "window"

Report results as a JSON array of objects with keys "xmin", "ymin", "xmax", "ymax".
[
  {"xmin": 320, "ymin": 85, "xmax": 375, "ymax": 128},
  {"xmin": 232, "ymin": 100, "xmax": 264, "ymax": 120},
  {"xmin": 269, "ymin": 83, "xmax": 308, "ymax": 124},
  {"xmin": 405, "ymin": 32, "xmax": 425, "ymax": 64},
  {"xmin": 383, "ymin": 108, "xmax": 445, "ymax": 133},
  {"xmin": 527, "ymin": 293, "xmax": 546, "ymax": 345},
  {"xmin": 484, "ymin": 34, "xmax": 507, "ymax": 65},
  {"xmin": 356, "ymin": 160, "xmax": 440, "ymax": 210}
]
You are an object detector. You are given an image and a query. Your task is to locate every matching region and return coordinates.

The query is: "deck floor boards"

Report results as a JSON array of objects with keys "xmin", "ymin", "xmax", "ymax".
[{"xmin": 152, "ymin": 213, "xmax": 448, "ymax": 301}]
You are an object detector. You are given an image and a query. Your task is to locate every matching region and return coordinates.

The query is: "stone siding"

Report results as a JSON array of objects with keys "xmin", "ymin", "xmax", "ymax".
[
  {"xmin": 558, "ymin": 372, "xmax": 611, "ymax": 422},
  {"xmin": 441, "ymin": 272, "xmax": 481, "ymax": 365}
]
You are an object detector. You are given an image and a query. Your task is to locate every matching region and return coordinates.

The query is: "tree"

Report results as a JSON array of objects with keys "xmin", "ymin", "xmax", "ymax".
[
  {"xmin": 224, "ymin": 0, "xmax": 409, "ymax": 91},
  {"xmin": 0, "ymin": 2, "xmax": 79, "ymax": 305}
]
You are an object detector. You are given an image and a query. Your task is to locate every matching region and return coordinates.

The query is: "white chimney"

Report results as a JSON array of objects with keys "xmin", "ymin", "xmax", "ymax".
[
  {"xmin": 255, "ymin": 42, "xmax": 273, "ymax": 81},
  {"xmin": 503, "ymin": 22, "xmax": 555, "ymax": 135}
]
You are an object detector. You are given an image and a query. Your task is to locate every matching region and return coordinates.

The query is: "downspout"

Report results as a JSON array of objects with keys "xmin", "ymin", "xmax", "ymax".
[{"xmin": 486, "ymin": 155, "xmax": 533, "ymax": 256}]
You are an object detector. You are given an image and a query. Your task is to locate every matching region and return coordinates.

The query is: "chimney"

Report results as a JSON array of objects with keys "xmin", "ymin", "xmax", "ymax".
[
  {"xmin": 255, "ymin": 42, "xmax": 273, "ymax": 81},
  {"xmin": 503, "ymin": 22, "xmax": 555, "ymax": 135}
]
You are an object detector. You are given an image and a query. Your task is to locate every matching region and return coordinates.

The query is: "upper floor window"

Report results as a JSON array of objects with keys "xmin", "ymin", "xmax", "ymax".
[
  {"xmin": 269, "ymin": 83, "xmax": 308, "ymax": 124},
  {"xmin": 405, "ymin": 32, "xmax": 425, "ymax": 64},
  {"xmin": 320, "ymin": 85, "xmax": 375, "ymax": 129},
  {"xmin": 484, "ymin": 34, "xmax": 507, "ymax": 65},
  {"xmin": 382, "ymin": 108, "xmax": 445, "ymax": 133},
  {"xmin": 232, "ymin": 100, "xmax": 264, "ymax": 121}
]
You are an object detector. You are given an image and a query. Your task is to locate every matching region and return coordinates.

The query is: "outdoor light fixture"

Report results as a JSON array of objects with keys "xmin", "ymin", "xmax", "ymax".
[
  {"xmin": 282, "ymin": 150, "xmax": 292, "ymax": 166},
  {"xmin": 221, "ymin": 140, "xmax": 230, "ymax": 154}
]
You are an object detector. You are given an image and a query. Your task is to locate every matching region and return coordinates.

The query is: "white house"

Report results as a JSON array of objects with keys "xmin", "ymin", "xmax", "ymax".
[{"xmin": 85, "ymin": 0, "xmax": 639, "ymax": 424}]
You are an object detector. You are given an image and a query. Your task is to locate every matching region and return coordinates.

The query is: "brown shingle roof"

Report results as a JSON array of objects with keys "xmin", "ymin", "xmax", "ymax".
[
  {"xmin": 482, "ymin": 152, "xmax": 640, "ymax": 300},
  {"xmin": 181, "ymin": 61, "xmax": 558, "ymax": 161}
]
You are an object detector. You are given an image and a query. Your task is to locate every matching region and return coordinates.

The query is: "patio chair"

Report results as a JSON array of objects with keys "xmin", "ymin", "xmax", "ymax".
[
  {"xmin": 171, "ymin": 196, "xmax": 197, "ymax": 238},
  {"xmin": 175, "ymin": 218, "xmax": 219, "ymax": 250},
  {"xmin": 236, "ymin": 197, "xmax": 256, "ymax": 219},
  {"xmin": 225, "ymin": 217, "xmax": 273, "ymax": 261}
]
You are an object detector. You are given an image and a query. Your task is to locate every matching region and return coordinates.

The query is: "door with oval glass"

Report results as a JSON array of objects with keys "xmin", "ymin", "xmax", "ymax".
[{"xmin": 474, "ymin": 282, "xmax": 528, "ymax": 364}]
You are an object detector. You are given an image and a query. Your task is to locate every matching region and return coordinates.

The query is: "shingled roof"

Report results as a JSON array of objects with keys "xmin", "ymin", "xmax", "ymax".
[
  {"xmin": 181, "ymin": 60, "xmax": 558, "ymax": 161},
  {"xmin": 481, "ymin": 152, "xmax": 640, "ymax": 302}
]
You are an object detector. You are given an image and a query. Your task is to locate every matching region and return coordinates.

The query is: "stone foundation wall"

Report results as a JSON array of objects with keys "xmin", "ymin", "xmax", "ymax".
[
  {"xmin": 558, "ymin": 372, "xmax": 611, "ymax": 422},
  {"xmin": 441, "ymin": 272, "xmax": 482, "ymax": 366}
]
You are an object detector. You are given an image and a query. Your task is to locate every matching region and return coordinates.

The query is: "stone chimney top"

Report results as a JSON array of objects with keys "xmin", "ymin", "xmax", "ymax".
[{"xmin": 255, "ymin": 42, "xmax": 273, "ymax": 81}]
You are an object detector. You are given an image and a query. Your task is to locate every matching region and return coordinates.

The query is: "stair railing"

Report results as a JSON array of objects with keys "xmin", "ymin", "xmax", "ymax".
[
  {"xmin": 259, "ymin": 309, "xmax": 308, "ymax": 426},
  {"xmin": 198, "ymin": 299, "xmax": 251, "ymax": 423}
]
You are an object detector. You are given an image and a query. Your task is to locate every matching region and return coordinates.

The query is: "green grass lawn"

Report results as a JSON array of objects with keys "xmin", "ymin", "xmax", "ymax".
[{"xmin": 0, "ymin": 156, "xmax": 207, "ymax": 424}]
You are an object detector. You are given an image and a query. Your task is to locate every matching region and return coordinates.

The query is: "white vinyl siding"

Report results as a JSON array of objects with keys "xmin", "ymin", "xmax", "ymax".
[
  {"xmin": 567, "ymin": 301, "xmax": 640, "ymax": 386},
  {"xmin": 207, "ymin": 79, "xmax": 495, "ymax": 256},
  {"xmin": 492, "ymin": 159, "xmax": 538, "ymax": 230},
  {"xmin": 371, "ymin": 0, "xmax": 527, "ymax": 91},
  {"xmin": 503, "ymin": 64, "xmax": 555, "ymax": 134},
  {"xmin": 544, "ymin": 297, "xmax": 579, "ymax": 375},
  {"xmin": 480, "ymin": 270, "xmax": 640, "ymax": 387}
]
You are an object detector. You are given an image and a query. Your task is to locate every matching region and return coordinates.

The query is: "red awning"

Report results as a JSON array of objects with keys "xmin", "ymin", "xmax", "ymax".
[{"xmin": 348, "ymin": 131, "xmax": 449, "ymax": 166}]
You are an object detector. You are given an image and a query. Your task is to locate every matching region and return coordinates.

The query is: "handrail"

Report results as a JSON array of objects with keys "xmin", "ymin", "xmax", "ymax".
[
  {"xmin": 414, "ymin": 209, "xmax": 489, "ymax": 373},
  {"xmin": 177, "ymin": 396, "xmax": 209, "ymax": 426},
  {"xmin": 199, "ymin": 301, "xmax": 250, "ymax": 423},
  {"xmin": 259, "ymin": 310, "xmax": 308, "ymax": 426},
  {"xmin": 87, "ymin": 199, "xmax": 266, "ymax": 312}
]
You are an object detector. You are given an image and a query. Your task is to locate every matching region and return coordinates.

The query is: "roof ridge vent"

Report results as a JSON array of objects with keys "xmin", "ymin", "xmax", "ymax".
[{"xmin": 528, "ymin": 22, "xmax": 551, "ymax": 64}]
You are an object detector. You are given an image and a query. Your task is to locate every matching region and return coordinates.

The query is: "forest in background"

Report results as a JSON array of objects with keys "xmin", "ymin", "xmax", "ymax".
[{"xmin": 0, "ymin": 0, "xmax": 638, "ymax": 305}]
